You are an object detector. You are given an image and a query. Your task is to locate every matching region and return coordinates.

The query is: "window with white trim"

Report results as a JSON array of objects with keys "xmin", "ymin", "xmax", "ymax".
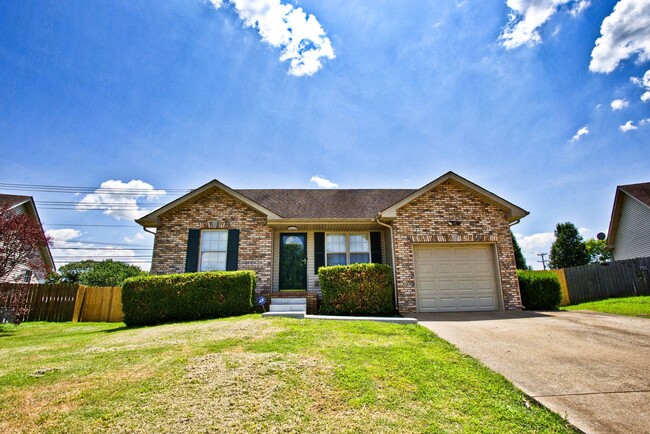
[
  {"xmin": 325, "ymin": 233, "xmax": 371, "ymax": 266},
  {"xmin": 23, "ymin": 270, "xmax": 33, "ymax": 283},
  {"xmin": 199, "ymin": 230, "xmax": 228, "ymax": 271}
]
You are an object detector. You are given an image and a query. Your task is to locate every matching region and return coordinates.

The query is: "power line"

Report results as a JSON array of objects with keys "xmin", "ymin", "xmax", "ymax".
[
  {"xmin": 51, "ymin": 247, "xmax": 152, "ymax": 251},
  {"xmin": 0, "ymin": 182, "xmax": 191, "ymax": 194},
  {"xmin": 43, "ymin": 223, "xmax": 139, "ymax": 227}
]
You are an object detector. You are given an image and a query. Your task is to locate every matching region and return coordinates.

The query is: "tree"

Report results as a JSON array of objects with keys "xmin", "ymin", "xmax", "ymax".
[
  {"xmin": 48, "ymin": 259, "xmax": 146, "ymax": 286},
  {"xmin": 0, "ymin": 206, "xmax": 50, "ymax": 283},
  {"xmin": 511, "ymin": 231, "xmax": 530, "ymax": 270},
  {"xmin": 548, "ymin": 222, "xmax": 590, "ymax": 269},
  {"xmin": 585, "ymin": 238, "xmax": 612, "ymax": 264}
]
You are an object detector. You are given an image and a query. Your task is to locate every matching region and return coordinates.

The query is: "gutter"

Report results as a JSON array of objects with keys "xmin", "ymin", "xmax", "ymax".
[{"xmin": 375, "ymin": 214, "xmax": 399, "ymax": 311}]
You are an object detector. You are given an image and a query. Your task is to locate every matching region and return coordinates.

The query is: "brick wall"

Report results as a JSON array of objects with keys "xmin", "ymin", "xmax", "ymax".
[
  {"xmin": 392, "ymin": 179, "xmax": 522, "ymax": 312},
  {"xmin": 150, "ymin": 187, "xmax": 273, "ymax": 292}
]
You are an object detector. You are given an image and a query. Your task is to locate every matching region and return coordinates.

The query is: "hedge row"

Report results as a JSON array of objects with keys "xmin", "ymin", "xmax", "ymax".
[
  {"xmin": 517, "ymin": 270, "xmax": 562, "ymax": 310},
  {"xmin": 318, "ymin": 263, "xmax": 394, "ymax": 316},
  {"xmin": 122, "ymin": 271, "xmax": 255, "ymax": 326}
]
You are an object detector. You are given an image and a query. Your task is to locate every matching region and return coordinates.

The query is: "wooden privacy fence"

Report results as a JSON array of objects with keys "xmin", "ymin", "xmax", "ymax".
[
  {"xmin": 0, "ymin": 283, "xmax": 123, "ymax": 323},
  {"xmin": 562, "ymin": 256, "xmax": 650, "ymax": 305}
]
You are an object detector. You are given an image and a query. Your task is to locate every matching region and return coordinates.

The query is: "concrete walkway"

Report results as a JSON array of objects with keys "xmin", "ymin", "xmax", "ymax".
[{"xmin": 411, "ymin": 311, "xmax": 650, "ymax": 434}]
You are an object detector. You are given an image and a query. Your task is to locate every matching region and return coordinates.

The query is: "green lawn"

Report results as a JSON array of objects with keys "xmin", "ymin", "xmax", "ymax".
[
  {"xmin": 562, "ymin": 295, "xmax": 650, "ymax": 318},
  {"xmin": 0, "ymin": 316, "xmax": 574, "ymax": 433}
]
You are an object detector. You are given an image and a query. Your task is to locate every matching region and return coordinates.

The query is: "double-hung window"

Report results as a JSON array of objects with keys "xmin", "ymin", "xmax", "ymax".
[
  {"xmin": 325, "ymin": 233, "xmax": 371, "ymax": 266},
  {"xmin": 199, "ymin": 230, "xmax": 228, "ymax": 271}
]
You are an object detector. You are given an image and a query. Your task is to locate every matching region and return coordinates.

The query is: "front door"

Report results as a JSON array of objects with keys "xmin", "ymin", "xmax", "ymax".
[{"xmin": 279, "ymin": 233, "xmax": 307, "ymax": 290}]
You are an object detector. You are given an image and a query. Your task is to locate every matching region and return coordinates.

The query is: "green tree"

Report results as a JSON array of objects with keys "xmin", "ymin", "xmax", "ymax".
[
  {"xmin": 548, "ymin": 222, "xmax": 590, "ymax": 269},
  {"xmin": 511, "ymin": 231, "xmax": 530, "ymax": 270},
  {"xmin": 48, "ymin": 259, "xmax": 146, "ymax": 286},
  {"xmin": 585, "ymin": 238, "xmax": 612, "ymax": 264}
]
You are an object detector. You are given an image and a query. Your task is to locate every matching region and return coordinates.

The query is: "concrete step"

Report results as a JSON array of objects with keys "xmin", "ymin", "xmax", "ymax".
[
  {"xmin": 271, "ymin": 297, "xmax": 307, "ymax": 305},
  {"xmin": 269, "ymin": 304, "xmax": 306, "ymax": 313},
  {"xmin": 262, "ymin": 312, "xmax": 305, "ymax": 319}
]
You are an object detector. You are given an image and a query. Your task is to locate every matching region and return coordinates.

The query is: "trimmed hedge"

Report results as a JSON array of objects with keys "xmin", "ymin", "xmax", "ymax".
[
  {"xmin": 517, "ymin": 270, "xmax": 562, "ymax": 310},
  {"xmin": 122, "ymin": 271, "xmax": 255, "ymax": 326},
  {"xmin": 319, "ymin": 263, "xmax": 394, "ymax": 316}
]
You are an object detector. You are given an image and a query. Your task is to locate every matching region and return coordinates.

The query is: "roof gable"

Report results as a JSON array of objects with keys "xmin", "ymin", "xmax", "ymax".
[
  {"xmin": 606, "ymin": 182, "xmax": 650, "ymax": 247},
  {"xmin": 135, "ymin": 179, "xmax": 282, "ymax": 227},
  {"xmin": 0, "ymin": 194, "xmax": 55, "ymax": 272},
  {"xmin": 379, "ymin": 171, "xmax": 529, "ymax": 222}
]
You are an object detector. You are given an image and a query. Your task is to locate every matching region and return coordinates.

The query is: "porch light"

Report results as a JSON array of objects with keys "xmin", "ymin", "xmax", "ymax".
[
  {"xmin": 287, "ymin": 226, "xmax": 299, "ymax": 231},
  {"xmin": 448, "ymin": 220, "xmax": 461, "ymax": 226}
]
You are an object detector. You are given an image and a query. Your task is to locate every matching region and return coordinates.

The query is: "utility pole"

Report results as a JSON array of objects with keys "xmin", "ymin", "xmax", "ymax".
[{"xmin": 537, "ymin": 253, "xmax": 548, "ymax": 270}]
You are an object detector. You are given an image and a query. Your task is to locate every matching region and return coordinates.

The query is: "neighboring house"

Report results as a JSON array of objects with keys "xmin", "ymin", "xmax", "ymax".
[
  {"xmin": 136, "ymin": 172, "xmax": 528, "ymax": 313},
  {"xmin": 0, "ymin": 194, "xmax": 55, "ymax": 283},
  {"xmin": 606, "ymin": 182, "xmax": 650, "ymax": 261}
]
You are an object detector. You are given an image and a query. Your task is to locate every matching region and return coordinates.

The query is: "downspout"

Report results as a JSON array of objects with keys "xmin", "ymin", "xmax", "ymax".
[
  {"xmin": 375, "ymin": 214, "xmax": 399, "ymax": 311},
  {"xmin": 143, "ymin": 227, "xmax": 156, "ymax": 235},
  {"xmin": 509, "ymin": 219, "xmax": 521, "ymax": 227}
]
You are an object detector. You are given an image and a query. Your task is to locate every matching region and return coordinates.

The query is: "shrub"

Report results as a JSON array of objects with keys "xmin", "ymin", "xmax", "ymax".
[
  {"xmin": 122, "ymin": 271, "xmax": 255, "ymax": 326},
  {"xmin": 319, "ymin": 263, "xmax": 394, "ymax": 316},
  {"xmin": 517, "ymin": 270, "xmax": 562, "ymax": 310}
]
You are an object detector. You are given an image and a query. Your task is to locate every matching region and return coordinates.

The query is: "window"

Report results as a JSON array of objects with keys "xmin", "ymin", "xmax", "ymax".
[
  {"xmin": 325, "ymin": 233, "xmax": 371, "ymax": 266},
  {"xmin": 23, "ymin": 270, "xmax": 33, "ymax": 283},
  {"xmin": 349, "ymin": 234, "xmax": 370, "ymax": 264},
  {"xmin": 199, "ymin": 230, "xmax": 228, "ymax": 271}
]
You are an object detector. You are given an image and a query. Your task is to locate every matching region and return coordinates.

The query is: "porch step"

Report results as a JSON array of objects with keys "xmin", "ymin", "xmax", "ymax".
[
  {"xmin": 271, "ymin": 297, "xmax": 307, "ymax": 305},
  {"xmin": 262, "ymin": 311, "xmax": 305, "ymax": 319},
  {"xmin": 269, "ymin": 304, "xmax": 307, "ymax": 313}
]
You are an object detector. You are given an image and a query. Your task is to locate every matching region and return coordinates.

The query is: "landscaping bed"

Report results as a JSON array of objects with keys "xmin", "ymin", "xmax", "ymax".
[{"xmin": 0, "ymin": 316, "xmax": 574, "ymax": 433}]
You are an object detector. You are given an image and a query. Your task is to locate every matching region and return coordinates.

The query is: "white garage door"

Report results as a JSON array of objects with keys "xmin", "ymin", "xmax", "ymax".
[{"xmin": 414, "ymin": 245, "xmax": 500, "ymax": 312}]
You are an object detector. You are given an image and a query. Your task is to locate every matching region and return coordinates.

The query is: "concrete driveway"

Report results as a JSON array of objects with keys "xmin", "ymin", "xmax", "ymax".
[{"xmin": 411, "ymin": 310, "xmax": 650, "ymax": 434}]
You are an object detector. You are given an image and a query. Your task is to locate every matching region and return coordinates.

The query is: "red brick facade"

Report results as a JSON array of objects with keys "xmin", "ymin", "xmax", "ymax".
[
  {"xmin": 151, "ymin": 188, "xmax": 273, "ymax": 292},
  {"xmin": 391, "ymin": 179, "xmax": 522, "ymax": 312}
]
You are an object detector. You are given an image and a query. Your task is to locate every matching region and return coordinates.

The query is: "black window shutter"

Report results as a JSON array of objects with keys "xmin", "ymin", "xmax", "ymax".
[
  {"xmin": 226, "ymin": 229, "xmax": 240, "ymax": 271},
  {"xmin": 185, "ymin": 229, "xmax": 201, "ymax": 272},
  {"xmin": 370, "ymin": 231, "xmax": 383, "ymax": 264},
  {"xmin": 314, "ymin": 232, "xmax": 325, "ymax": 273}
]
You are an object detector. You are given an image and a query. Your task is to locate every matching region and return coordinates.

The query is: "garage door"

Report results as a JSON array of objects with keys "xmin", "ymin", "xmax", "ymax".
[{"xmin": 414, "ymin": 245, "xmax": 500, "ymax": 312}]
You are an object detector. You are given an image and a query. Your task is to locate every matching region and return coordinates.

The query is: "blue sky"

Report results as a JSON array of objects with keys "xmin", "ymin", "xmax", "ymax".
[{"xmin": 1, "ymin": 0, "xmax": 649, "ymax": 270}]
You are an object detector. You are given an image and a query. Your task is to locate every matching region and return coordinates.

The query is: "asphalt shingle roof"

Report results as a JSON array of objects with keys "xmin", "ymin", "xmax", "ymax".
[
  {"xmin": 620, "ymin": 182, "xmax": 650, "ymax": 208},
  {"xmin": 0, "ymin": 194, "xmax": 31, "ymax": 209},
  {"xmin": 237, "ymin": 189, "xmax": 416, "ymax": 219}
]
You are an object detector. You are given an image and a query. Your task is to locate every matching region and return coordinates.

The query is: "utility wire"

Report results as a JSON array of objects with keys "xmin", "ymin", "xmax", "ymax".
[{"xmin": 0, "ymin": 182, "xmax": 191, "ymax": 194}]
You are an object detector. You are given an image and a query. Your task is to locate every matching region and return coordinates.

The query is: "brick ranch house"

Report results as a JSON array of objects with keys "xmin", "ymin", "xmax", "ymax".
[{"xmin": 136, "ymin": 172, "xmax": 528, "ymax": 313}]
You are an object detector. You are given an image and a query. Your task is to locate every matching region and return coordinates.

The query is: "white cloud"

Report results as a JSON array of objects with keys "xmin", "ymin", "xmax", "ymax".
[
  {"xmin": 631, "ymin": 70, "xmax": 650, "ymax": 102},
  {"xmin": 46, "ymin": 228, "xmax": 148, "ymax": 270},
  {"xmin": 569, "ymin": 125, "xmax": 589, "ymax": 142},
  {"xmin": 570, "ymin": 0, "xmax": 590, "ymax": 17},
  {"xmin": 124, "ymin": 232, "xmax": 147, "ymax": 244},
  {"xmin": 210, "ymin": 0, "xmax": 335, "ymax": 76},
  {"xmin": 610, "ymin": 98, "xmax": 628, "ymax": 110},
  {"xmin": 310, "ymin": 175, "xmax": 338, "ymax": 189},
  {"xmin": 639, "ymin": 117, "xmax": 650, "ymax": 125},
  {"xmin": 45, "ymin": 228, "xmax": 82, "ymax": 242},
  {"xmin": 619, "ymin": 120, "xmax": 638, "ymax": 132},
  {"xmin": 499, "ymin": 0, "xmax": 587, "ymax": 49},
  {"xmin": 589, "ymin": 0, "xmax": 650, "ymax": 74},
  {"xmin": 76, "ymin": 180, "xmax": 166, "ymax": 221}
]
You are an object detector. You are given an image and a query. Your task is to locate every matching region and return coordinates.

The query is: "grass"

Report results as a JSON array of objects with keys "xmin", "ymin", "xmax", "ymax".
[
  {"xmin": 0, "ymin": 316, "xmax": 574, "ymax": 433},
  {"xmin": 562, "ymin": 295, "xmax": 650, "ymax": 318}
]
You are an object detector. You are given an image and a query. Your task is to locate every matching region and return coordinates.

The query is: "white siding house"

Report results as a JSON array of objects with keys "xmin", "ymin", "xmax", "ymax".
[{"xmin": 607, "ymin": 183, "xmax": 650, "ymax": 261}]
